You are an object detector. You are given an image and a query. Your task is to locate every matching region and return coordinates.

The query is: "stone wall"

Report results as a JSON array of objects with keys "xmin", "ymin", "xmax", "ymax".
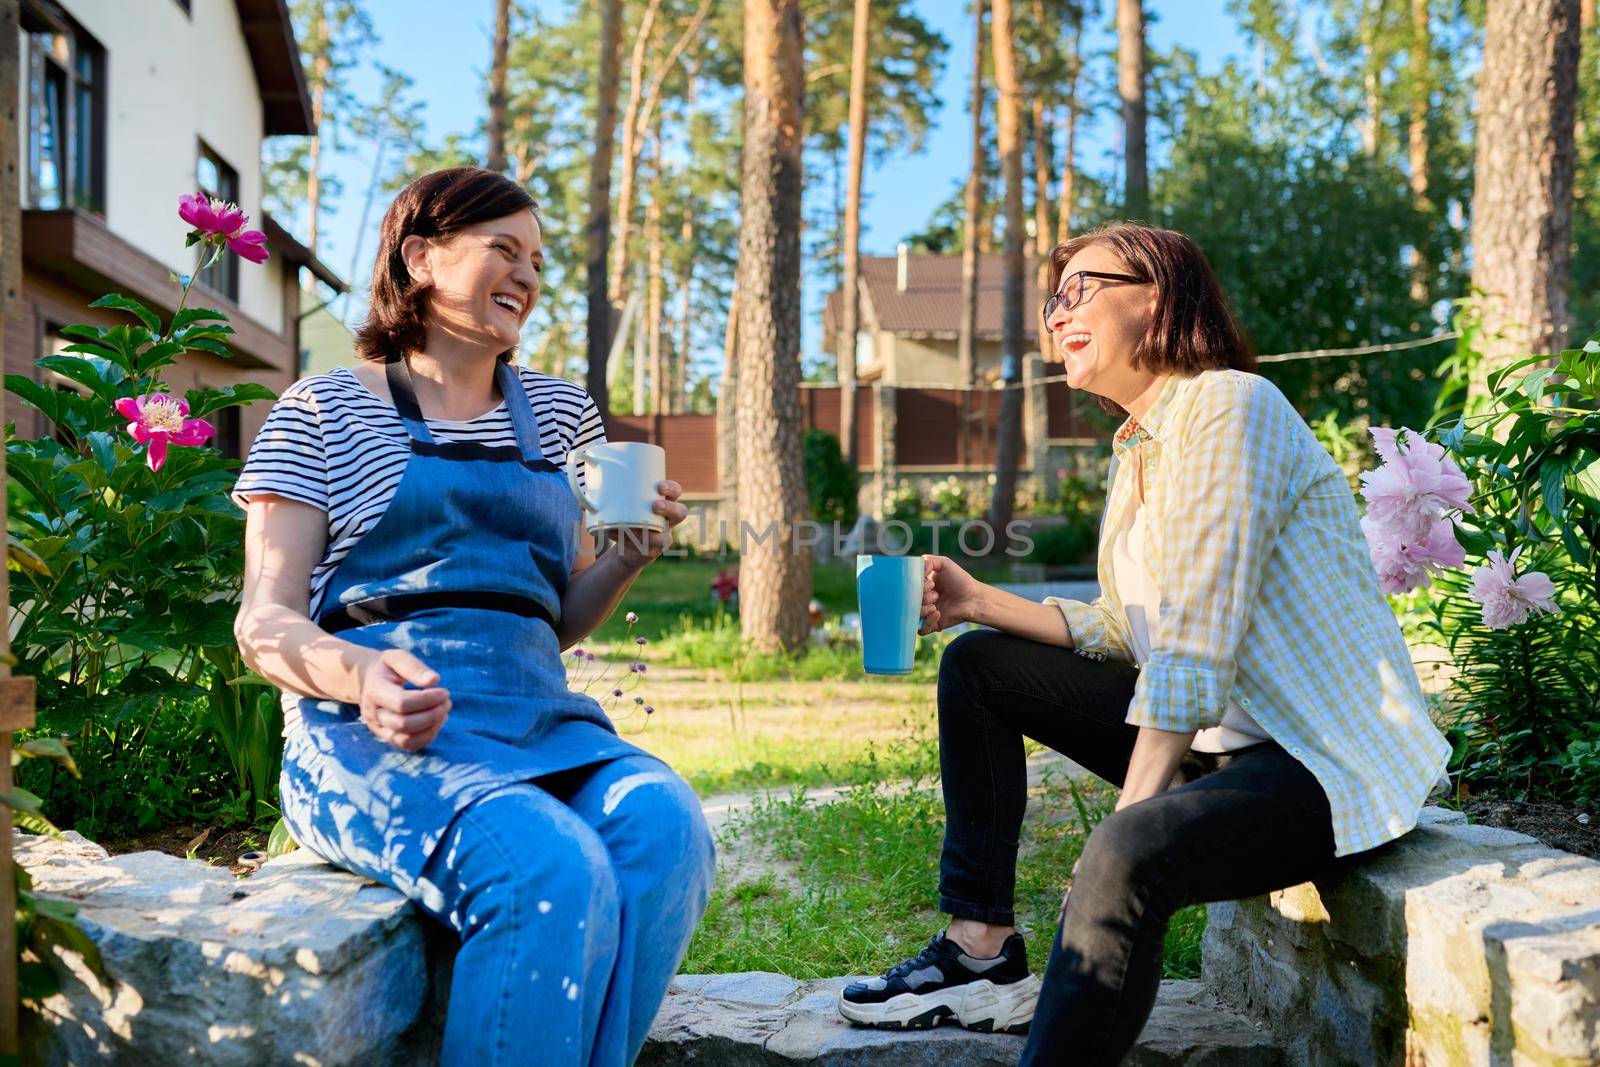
[
  {"xmin": 14, "ymin": 805, "xmax": 1600, "ymax": 1064},
  {"xmin": 1202, "ymin": 807, "xmax": 1600, "ymax": 1066}
]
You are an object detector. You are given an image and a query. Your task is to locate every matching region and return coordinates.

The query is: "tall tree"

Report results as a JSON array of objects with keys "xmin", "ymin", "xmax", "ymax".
[
  {"xmin": 736, "ymin": 0, "xmax": 811, "ymax": 653},
  {"xmin": 1057, "ymin": 13, "xmax": 1083, "ymax": 244},
  {"xmin": 958, "ymin": 1, "xmax": 987, "ymax": 391},
  {"xmin": 1469, "ymin": 0, "xmax": 1582, "ymax": 373},
  {"xmin": 1117, "ymin": 0, "xmax": 1147, "ymax": 218},
  {"xmin": 0, "ymin": 4, "xmax": 23, "ymax": 1050},
  {"xmin": 1406, "ymin": 0, "xmax": 1431, "ymax": 303},
  {"xmin": 609, "ymin": 0, "xmax": 714, "ymax": 319},
  {"xmin": 837, "ymin": 0, "xmax": 870, "ymax": 466},
  {"xmin": 988, "ymin": 0, "xmax": 1027, "ymax": 533},
  {"xmin": 486, "ymin": 0, "xmax": 511, "ymax": 172},
  {"xmin": 585, "ymin": 0, "xmax": 624, "ymax": 411},
  {"xmin": 647, "ymin": 119, "xmax": 666, "ymax": 416},
  {"xmin": 1032, "ymin": 97, "xmax": 1053, "ymax": 362},
  {"xmin": 267, "ymin": 1, "xmax": 374, "ymax": 251}
]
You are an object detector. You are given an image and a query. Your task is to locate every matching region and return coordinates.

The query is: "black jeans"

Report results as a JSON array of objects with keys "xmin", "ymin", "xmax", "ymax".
[{"xmin": 935, "ymin": 630, "xmax": 1342, "ymax": 1066}]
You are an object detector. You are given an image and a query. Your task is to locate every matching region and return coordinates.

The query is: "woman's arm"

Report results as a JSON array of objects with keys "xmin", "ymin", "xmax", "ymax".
[
  {"xmin": 556, "ymin": 479, "xmax": 688, "ymax": 648},
  {"xmin": 234, "ymin": 495, "xmax": 451, "ymax": 750},
  {"xmin": 1115, "ymin": 726, "xmax": 1197, "ymax": 810},
  {"xmin": 964, "ymin": 582, "xmax": 1076, "ymax": 646}
]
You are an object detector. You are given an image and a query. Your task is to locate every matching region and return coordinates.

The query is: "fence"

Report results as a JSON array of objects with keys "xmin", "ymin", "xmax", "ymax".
[{"xmin": 603, "ymin": 376, "xmax": 1090, "ymax": 495}]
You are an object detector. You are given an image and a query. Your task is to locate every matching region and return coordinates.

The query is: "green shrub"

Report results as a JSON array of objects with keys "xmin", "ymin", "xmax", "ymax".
[
  {"xmin": 1026, "ymin": 522, "xmax": 1098, "ymax": 567},
  {"xmin": 1425, "ymin": 336, "xmax": 1600, "ymax": 805},
  {"xmin": 804, "ymin": 429, "xmax": 858, "ymax": 527},
  {"xmin": 7, "ymin": 231, "xmax": 282, "ymax": 834}
]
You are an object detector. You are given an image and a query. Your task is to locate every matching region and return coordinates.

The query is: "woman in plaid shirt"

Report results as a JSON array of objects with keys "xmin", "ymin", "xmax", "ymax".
[{"xmin": 837, "ymin": 224, "xmax": 1450, "ymax": 1064}]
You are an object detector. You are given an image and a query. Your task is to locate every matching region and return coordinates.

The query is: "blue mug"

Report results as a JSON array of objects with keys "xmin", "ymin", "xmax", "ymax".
[{"xmin": 856, "ymin": 554, "xmax": 924, "ymax": 675}]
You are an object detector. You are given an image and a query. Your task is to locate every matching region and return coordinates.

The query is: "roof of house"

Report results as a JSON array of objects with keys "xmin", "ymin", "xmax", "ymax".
[
  {"xmin": 263, "ymin": 214, "xmax": 347, "ymax": 293},
  {"xmin": 235, "ymin": 0, "xmax": 314, "ymax": 136},
  {"xmin": 822, "ymin": 253, "xmax": 1044, "ymax": 350}
]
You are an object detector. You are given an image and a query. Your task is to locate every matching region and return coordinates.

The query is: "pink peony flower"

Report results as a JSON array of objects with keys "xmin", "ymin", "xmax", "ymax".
[
  {"xmin": 226, "ymin": 228, "xmax": 270, "ymax": 264},
  {"xmin": 178, "ymin": 193, "xmax": 248, "ymax": 238},
  {"xmin": 179, "ymin": 193, "xmax": 270, "ymax": 264},
  {"xmin": 1362, "ymin": 514, "xmax": 1465, "ymax": 595},
  {"xmin": 114, "ymin": 393, "xmax": 215, "ymax": 471},
  {"xmin": 1467, "ymin": 548, "xmax": 1559, "ymax": 630},
  {"xmin": 1360, "ymin": 427, "xmax": 1473, "ymax": 543}
]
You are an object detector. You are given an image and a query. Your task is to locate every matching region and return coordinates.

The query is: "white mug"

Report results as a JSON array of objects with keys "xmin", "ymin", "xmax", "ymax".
[{"xmin": 565, "ymin": 442, "xmax": 669, "ymax": 533}]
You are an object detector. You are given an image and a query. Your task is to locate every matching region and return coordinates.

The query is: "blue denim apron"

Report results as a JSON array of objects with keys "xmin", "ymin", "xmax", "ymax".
[{"xmin": 280, "ymin": 356, "xmax": 647, "ymax": 905}]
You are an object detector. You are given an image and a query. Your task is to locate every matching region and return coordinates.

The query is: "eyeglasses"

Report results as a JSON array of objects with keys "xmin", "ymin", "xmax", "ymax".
[{"xmin": 1042, "ymin": 271, "xmax": 1147, "ymax": 322}]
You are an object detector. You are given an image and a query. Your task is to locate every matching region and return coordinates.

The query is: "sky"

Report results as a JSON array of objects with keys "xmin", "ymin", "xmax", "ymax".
[{"xmin": 307, "ymin": 0, "xmax": 1245, "ymax": 373}]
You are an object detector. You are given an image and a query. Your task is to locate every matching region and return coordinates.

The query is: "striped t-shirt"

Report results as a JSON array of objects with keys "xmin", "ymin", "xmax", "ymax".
[{"xmin": 231, "ymin": 363, "xmax": 606, "ymax": 622}]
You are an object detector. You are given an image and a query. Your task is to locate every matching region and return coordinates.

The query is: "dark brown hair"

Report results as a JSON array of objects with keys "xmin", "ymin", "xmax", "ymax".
[
  {"xmin": 355, "ymin": 167, "xmax": 539, "ymax": 364},
  {"xmin": 1049, "ymin": 223, "xmax": 1256, "ymax": 380}
]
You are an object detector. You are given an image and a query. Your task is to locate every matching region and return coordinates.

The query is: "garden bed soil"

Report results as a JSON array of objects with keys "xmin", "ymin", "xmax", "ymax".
[
  {"xmin": 1463, "ymin": 797, "xmax": 1600, "ymax": 860},
  {"xmin": 100, "ymin": 822, "xmax": 266, "ymax": 873}
]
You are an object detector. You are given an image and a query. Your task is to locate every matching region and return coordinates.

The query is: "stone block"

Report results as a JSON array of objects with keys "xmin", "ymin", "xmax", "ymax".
[
  {"xmin": 1203, "ymin": 808, "xmax": 1600, "ymax": 1066},
  {"xmin": 14, "ymin": 832, "xmax": 426, "ymax": 1066},
  {"xmin": 644, "ymin": 975, "xmax": 1282, "ymax": 1066}
]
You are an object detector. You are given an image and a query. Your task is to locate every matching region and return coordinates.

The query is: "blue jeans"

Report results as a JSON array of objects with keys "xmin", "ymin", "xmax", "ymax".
[{"xmin": 293, "ymin": 752, "xmax": 715, "ymax": 1067}]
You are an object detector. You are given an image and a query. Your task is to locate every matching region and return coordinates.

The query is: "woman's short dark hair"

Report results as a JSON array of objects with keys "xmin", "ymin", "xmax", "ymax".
[
  {"xmin": 1049, "ymin": 223, "xmax": 1256, "ymax": 378},
  {"xmin": 355, "ymin": 167, "xmax": 539, "ymax": 364}
]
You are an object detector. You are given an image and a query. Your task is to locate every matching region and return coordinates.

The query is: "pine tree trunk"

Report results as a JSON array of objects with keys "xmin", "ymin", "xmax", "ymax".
[
  {"xmin": 586, "ymin": 0, "xmax": 624, "ymax": 411},
  {"xmin": 609, "ymin": 0, "xmax": 665, "ymax": 312},
  {"xmin": 1057, "ymin": 20, "xmax": 1080, "ymax": 246},
  {"xmin": 647, "ymin": 125, "xmax": 665, "ymax": 417},
  {"xmin": 1407, "ymin": 0, "xmax": 1432, "ymax": 303},
  {"xmin": 608, "ymin": 0, "xmax": 711, "ymax": 318},
  {"xmin": 1032, "ymin": 96, "xmax": 1052, "ymax": 363},
  {"xmin": 736, "ymin": 0, "xmax": 811, "ymax": 653},
  {"xmin": 718, "ymin": 289, "xmax": 740, "ymax": 504},
  {"xmin": 1469, "ymin": 0, "xmax": 1582, "ymax": 379},
  {"xmin": 486, "ymin": 0, "xmax": 510, "ymax": 172},
  {"xmin": 0, "ymin": 6, "xmax": 24, "ymax": 1048},
  {"xmin": 1362, "ymin": 0, "xmax": 1383, "ymax": 158},
  {"xmin": 988, "ymin": 0, "xmax": 1026, "ymax": 537},
  {"xmin": 959, "ymin": 2, "xmax": 986, "ymax": 465},
  {"xmin": 307, "ymin": 4, "xmax": 330, "ymax": 255},
  {"xmin": 1117, "ymin": 0, "xmax": 1147, "ymax": 220},
  {"xmin": 838, "ymin": 0, "xmax": 869, "ymax": 467},
  {"xmin": 675, "ymin": 65, "xmax": 701, "ymax": 416}
]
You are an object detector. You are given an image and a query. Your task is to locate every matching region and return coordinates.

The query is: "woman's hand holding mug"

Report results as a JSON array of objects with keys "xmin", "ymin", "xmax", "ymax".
[
  {"xmin": 358, "ymin": 648, "xmax": 452, "ymax": 751},
  {"xmin": 920, "ymin": 555, "xmax": 986, "ymax": 635},
  {"xmin": 609, "ymin": 479, "xmax": 688, "ymax": 569}
]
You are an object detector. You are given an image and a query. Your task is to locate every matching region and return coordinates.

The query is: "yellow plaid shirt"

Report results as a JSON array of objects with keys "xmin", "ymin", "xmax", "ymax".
[{"xmin": 1047, "ymin": 370, "xmax": 1450, "ymax": 857}]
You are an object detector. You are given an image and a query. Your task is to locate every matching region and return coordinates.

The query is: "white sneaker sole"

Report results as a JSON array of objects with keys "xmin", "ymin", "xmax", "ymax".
[{"xmin": 837, "ymin": 974, "xmax": 1041, "ymax": 1033}]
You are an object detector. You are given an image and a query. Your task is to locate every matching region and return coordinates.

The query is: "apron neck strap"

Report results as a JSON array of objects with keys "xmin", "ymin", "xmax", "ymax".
[
  {"xmin": 384, "ymin": 355, "xmax": 436, "ymax": 444},
  {"xmin": 384, "ymin": 356, "xmax": 546, "ymax": 464},
  {"xmin": 495, "ymin": 360, "xmax": 546, "ymax": 465}
]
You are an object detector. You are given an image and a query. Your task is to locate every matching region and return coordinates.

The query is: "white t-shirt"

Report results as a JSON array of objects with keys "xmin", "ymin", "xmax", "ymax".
[
  {"xmin": 231, "ymin": 364, "xmax": 606, "ymax": 729},
  {"xmin": 1110, "ymin": 500, "xmax": 1272, "ymax": 754}
]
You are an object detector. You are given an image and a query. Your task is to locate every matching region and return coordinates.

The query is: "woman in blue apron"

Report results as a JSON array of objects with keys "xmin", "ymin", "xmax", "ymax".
[{"xmin": 235, "ymin": 168, "xmax": 714, "ymax": 1067}]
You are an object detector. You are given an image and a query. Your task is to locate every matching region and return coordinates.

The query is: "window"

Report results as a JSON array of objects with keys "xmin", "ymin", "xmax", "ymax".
[
  {"xmin": 213, "ymin": 406, "xmax": 243, "ymax": 462},
  {"xmin": 21, "ymin": 8, "xmax": 105, "ymax": 213},
  {"xmin": 196, "ymin": 143, "xmax": 241, "ymax": 302}
]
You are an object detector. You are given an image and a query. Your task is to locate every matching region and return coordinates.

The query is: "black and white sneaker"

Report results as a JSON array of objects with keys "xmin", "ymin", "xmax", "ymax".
[{"xmin": 837, "ymin": 932, "xmax": 1039, "ymax": 1033}]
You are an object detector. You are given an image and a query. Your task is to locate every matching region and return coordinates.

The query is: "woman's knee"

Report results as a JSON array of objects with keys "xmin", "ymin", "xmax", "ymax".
[
  {"xmin": 448, "ymin": 789, "xmax": 623, "ymax": 938},
  {"xmin": 591, "ymin": 761, "xmax": 715, "ymax": 891},
  {"xmin": 936, "ymin": 628, "xmax": 1013, "ymax": 706},
  {"xmin": 1069, "ymin": 808, "xmax": 1169, "ymax": 911}
]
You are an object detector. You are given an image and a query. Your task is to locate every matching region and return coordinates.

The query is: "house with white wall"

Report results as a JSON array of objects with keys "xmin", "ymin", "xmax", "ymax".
[{"xmin": 8, "ymin": 0, "xmax": 343, "ymax": 456}]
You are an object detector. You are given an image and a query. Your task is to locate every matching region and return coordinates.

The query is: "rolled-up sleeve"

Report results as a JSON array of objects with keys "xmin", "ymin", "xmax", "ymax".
[
  {"xmin": 1045, "ymin": 595, "xmax": 1134, "ymax": 663},
  {"xmin": 1126, "ymin": 378, "xmax": 1295, "ymax": 732}
]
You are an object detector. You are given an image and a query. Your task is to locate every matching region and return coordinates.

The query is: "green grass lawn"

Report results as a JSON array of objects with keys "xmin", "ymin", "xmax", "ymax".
[
  {"xmin": 602, "ymin": 556, "xmax": 1206, "ymax": 981},
  {"xmin": 682, "ymin": 769, "xmax": 1207, "ymax": 981}
]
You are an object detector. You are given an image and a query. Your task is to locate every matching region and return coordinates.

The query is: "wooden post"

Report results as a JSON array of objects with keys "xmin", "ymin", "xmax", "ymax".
[{"xmin": 0, "ymin": 2, "xmax": 39, "ymax": 1054}]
